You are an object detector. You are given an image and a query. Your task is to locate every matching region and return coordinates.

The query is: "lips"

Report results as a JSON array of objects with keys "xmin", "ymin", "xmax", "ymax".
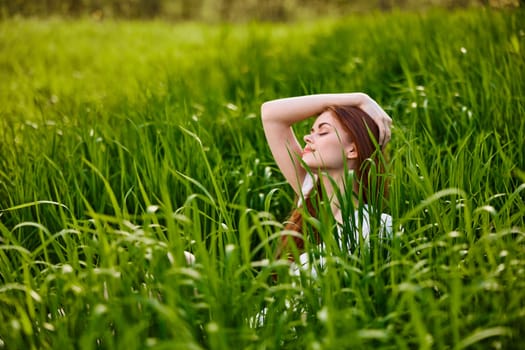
[{"xmin": 302, "ymin": 146, "xmax": 314, "ymax": 156}]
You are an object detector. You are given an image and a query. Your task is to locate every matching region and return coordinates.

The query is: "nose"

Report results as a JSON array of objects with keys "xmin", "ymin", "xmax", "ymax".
[{"xmin": 303, "ymin": 133, "xmax": 313, "ymax": 144}]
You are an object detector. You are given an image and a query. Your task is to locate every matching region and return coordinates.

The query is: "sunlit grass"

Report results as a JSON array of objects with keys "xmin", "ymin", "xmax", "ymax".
[{"xmin": 0, "ymin": 8, "xmax": 524, "ymax": 350}]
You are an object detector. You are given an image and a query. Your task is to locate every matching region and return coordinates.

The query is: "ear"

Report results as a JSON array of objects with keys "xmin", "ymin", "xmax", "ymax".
[{"xmin": 345, "ymin": 142, "xmax": 358, "ymax": 160}]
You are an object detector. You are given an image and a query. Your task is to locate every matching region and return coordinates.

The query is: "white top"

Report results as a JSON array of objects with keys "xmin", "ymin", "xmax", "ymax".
[{"xmin": 290, "ymin": 173, "xmax": 393, "ymax": 277}]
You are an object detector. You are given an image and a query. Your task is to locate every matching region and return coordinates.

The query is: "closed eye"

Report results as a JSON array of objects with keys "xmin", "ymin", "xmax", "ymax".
[{"xmin": 310, "ymin": 122, "xmax": 334, "ymax": 134}]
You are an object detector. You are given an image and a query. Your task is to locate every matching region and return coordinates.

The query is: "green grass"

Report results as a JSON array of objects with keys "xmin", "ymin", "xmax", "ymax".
[{"xmin": 1, "ymin": 8, "xmax": 524, "ymax": 349}]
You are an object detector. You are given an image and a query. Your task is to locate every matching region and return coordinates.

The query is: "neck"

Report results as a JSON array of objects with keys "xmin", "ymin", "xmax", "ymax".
[{"xmin": 318, "ymin": 169, "xmax": 359, "ymax": 224}]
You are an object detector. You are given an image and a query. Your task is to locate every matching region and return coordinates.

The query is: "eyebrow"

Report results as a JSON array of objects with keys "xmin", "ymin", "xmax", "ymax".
[{"xmin": 310, "ymin": 122, "xmax": 333, "ymax": 133}]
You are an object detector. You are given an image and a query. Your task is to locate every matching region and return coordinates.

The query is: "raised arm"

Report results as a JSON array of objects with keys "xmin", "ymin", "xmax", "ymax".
[{"xmin": 261, "ymin": 92, "xmax": 392, "ymax": 195}]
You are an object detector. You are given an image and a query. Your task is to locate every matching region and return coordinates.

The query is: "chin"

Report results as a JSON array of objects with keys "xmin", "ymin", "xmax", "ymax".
[{"xmin": 301, "ymin": 161, "xmax": 321, "ymax": 172}]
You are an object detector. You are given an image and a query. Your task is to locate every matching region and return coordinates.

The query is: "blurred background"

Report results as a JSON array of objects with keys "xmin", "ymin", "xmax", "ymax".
[{"xmin": 2, "ymin": 0, "xmax": 522, "ymax": 21}]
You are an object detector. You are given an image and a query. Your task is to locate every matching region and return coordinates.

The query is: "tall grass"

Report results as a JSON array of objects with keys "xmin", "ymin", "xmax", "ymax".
[{"xmin": 0, "ymin": 8, "xmax": 524, "ymax": 349}]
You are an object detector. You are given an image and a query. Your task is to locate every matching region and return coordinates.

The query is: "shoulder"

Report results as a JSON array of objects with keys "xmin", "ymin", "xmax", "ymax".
[{"xmin": 297, "ymin": 172, "xmax": 317, "ymax": 206}]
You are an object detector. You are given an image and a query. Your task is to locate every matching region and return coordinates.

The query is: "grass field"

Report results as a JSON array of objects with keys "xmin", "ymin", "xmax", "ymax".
[{"xmin": 1, "ymin": 8, "xmax": 524, "ymax": 349}]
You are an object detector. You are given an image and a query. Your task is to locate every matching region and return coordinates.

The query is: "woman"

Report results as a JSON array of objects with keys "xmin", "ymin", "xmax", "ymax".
[{"xmin": 261, "ymin": 92, "xmax": 393, "ymax": 277}]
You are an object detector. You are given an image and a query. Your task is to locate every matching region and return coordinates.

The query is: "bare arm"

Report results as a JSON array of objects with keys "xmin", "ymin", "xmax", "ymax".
[{"xmin": 261, "ymin": 92, "xmax": 392, "ymax": 195}]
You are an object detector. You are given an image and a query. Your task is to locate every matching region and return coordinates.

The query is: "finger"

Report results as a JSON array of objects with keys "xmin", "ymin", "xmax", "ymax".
[
  {"xmin": 378, "ymin": 123, "xmax": 386, "ymax": 146},
  {"xmin": 378, "ymin": 119, "xmax": 390, "ymax": 146},
  {"xmin": 382, "ymin": 131, "xmax": 390, "ymax": 145},
  {"xmin": 383, "ymin": 120, "xmax": 392, "ymax": 145}
]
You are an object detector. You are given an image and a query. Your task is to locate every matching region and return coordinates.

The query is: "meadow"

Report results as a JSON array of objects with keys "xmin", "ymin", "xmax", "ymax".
[{"xmin": 0, "ymin": 8, "xmax": 524, "ymax": 349}]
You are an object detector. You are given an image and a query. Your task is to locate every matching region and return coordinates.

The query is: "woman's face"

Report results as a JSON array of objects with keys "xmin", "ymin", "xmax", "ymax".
[{"xmin": 301, "ymin": 111, "xmax": 357, "ymax": 172}]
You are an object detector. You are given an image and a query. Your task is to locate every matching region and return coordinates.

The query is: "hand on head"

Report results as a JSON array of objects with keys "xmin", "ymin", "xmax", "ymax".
[{"xmin": 357, "ymin": 95, "xmax": 392, "ymax": 146}]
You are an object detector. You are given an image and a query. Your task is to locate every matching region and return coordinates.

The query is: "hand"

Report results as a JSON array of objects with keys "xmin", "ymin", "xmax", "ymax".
[{"xmin": 358, "ymin": 94, "xmax": 392, "ymax": 146}]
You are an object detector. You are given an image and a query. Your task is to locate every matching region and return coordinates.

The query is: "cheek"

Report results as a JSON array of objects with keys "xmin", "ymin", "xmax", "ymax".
[
  {"xmin": 321, "ymin": 138, "xmax": 345, "ymax": 153},
  {"xmin": 321, "ymin": 140, "xmax": 349, "ymax": 162}
]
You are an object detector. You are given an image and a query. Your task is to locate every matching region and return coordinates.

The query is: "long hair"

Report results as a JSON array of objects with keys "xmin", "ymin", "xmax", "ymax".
[{"xmin": 275, "ymin": 105, "xmax": 388, "ymax": 260}]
